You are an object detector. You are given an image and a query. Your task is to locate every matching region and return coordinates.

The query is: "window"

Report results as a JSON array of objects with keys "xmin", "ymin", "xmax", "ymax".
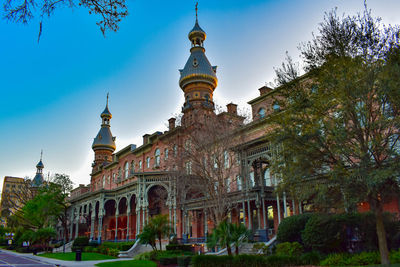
[
  {"xmin": 226, "ymin": 177, "xmax": 231, "ymax": 193},
  {"xmin": 164, "ymin": 148, "xmax": 169, "ymax": 160},
  {"xmin": 102, "ymin": 175, "xmax": 105, "ymax": 187},
  {"xmin": 249, "ymin": 172, "xmax": 255, "ymax": 187},
  {"xmin": 264, "ymin": 168, "xmax": 271, "ymax": 186},
  {"xmin": 124, "ymin": 162, "xmax": 129, "ymax": 179},
  {"xmin": 131, "ymin": 161, "xmax": 135, "ymax": 174},
  {"xmin": 118, "ymin": 167, "xmax": 122, "ymax": 180},
  {"xmin": 236, "ymin": 175, "xmax": 242, "ymax": 191},
  {"xmin": 113, "ymin": 173, "xmax": 116, "ymax": 182},
  {"xmin": 273, "ymin": 102, "xmax": 280, "ymax": 112},
  {"xmin": 213, "ymin": 155, "xmax": 218, "ymax": 169},
  {"xmin": 258, "ymin": 108, "xmax": 266, "ymax": 118},
  {"xmin": 185, "ymin": 161, "xmax": 192, "ymax": 175},
  {"xmin": 146, "ymin": 157, "xmax": 150, "ymax": 168},
  {"xmin": 224, "ymin": 150, "xmax": 229, "ymax": 168},
  {"xmin": 139, "ymin": 160, "xmax": 142, "ymax": 170},
  {"xmin": 155, "ymin": 148, "xmax": 160, "ymax": 167},
  {"xmin": 173, "ymin": 145, "xmax": 178, "ymax": 157},
  {"xmin": 236, "ymin": 153, "xmax": 240, "ymax": 166},
  {"xmin": 185, "ymin": 139, "xmax": 191, "ymax": 153}
]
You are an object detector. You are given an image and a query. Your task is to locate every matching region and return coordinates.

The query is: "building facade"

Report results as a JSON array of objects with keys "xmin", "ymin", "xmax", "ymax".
[{"xmin": 65, "ymin": 16, "xmax": 306, "ymax": 244}]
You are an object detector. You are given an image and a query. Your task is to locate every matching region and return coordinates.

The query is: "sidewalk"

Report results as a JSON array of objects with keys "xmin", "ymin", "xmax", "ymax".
[{"xmin": 0, "ymin": 249, "xmax": 133, "ymax": 267}]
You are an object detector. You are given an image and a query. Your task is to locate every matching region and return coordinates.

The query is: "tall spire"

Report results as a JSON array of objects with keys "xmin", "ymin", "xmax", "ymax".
[
  {"xmin": 195, "ymin": 2, "xmax": 198, "ymax": 22},
  {"xmin": 106, "ymin": 92, "xmax": 109, "ymax": 108},
  {"xmin": 40, "ymin": 149, "xmax": 43, "ymax": 161}
]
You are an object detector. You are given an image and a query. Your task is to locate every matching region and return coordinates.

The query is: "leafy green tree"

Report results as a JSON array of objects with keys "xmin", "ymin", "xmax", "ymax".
[
  {"xmin": 270, "ymin": 7, "xmax": 400, "ymax": 264},
  {"xmin": 138, "ymin": 214, "xmax": 171, "ymax": 251}
]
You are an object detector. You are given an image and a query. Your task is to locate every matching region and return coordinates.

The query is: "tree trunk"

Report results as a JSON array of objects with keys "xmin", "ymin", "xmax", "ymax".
[
  {"xmin": 235, "ymin": 245, "xmax": 239, "ymax": 255},
  {"xmin": 374, "ymin": 203, "xmax": 390, "ymax": 265},
  {"xmin": 227, "ymin": 245, "xmax": 232, "ymax": 256},
  {"xmin": 159, "ymin": 234, "xmax": 162, "ymax": 251}
]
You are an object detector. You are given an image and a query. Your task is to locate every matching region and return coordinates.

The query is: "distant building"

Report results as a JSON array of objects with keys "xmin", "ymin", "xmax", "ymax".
[
  {"xmin": 0, "ymin": 176, "xmax": 25, "ymax": 226},
  {"xmin": 0, "ymin": 155, "xmax": 46, "ymax": 226}
]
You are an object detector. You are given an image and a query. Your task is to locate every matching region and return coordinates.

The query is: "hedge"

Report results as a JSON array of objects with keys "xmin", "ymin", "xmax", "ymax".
[
  {"xmin": 166, "ymin": 244, "xmax": 193, "ymax": 252},
  {"xmin": 276, "ymin": 213, "xmax": 312, "ymax": 244},
  {"xmin": 192, "ymin": 254, "xmax": 299, "ymax": 267}
]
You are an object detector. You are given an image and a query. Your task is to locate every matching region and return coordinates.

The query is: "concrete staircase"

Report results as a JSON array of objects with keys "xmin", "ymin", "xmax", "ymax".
[
  {"xmin": 52, "ymin": 241, "xmax": 73, "ymax": 253},
  {"xmin": 118, "ymin": 239, "xmax": 167, "ymax": 258}
]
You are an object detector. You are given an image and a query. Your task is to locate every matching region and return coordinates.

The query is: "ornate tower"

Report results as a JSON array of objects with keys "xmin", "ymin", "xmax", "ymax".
[
  {"xmin": 92, "ymin": 94, "xmax": 116, "ymax": 172},
  {"xmin": 32, "ymin": 150, "xmax": 44, "ymax": 187},
  {"xmin": 179, "ymin": 4, "xmax": 218, "ymax": 126}
]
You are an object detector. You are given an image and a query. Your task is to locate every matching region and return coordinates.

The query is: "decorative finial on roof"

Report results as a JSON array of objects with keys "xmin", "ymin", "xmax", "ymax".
[
  {"xmin": 195, "ymin": 2, "xmax": 198, "ymax": 22},
  {"xmin": 40, "ymin": 149, "xmax": 43, "ymax": 161},
  {"xmin": 106, "ymin": 92, "xmax": 109, "ymax": 107}
]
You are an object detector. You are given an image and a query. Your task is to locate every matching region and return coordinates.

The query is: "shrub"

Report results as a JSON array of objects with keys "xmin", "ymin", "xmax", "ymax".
[
  {"xmin": 346, "ymin": 251, "xmax": 380, "ymax": 266},
  {"xmin": 275, "ymin": 242, "xmax": 303, "ymax": 257},
  {"xmin": 107, "ymin": 248, "xmax": 120, "ymax": 257},
  {"xmin": 265, "ymin": 254, "xmax": 299, "ymax": 267},
  {"xmin": 134, "ymin": 250, "xmax": 157, "ymax": 261},
  {"xmin": 100, "ymin": 241, "xmax": 135, "ymax": 251},
  {"xmin": 159, "ymin": 256, "xmax": 178, "ymax": 265},
  {"xmin": 302, "ymin": 214, "xmax": 346, "ymax": 253},
  {"xmin": 72, "ymin": 236, "xmax": 89, "ymax": 248},
  {"xmin": 320, "ymin": 253, "xmax": 350, "ymax": 266},
  {"xmin": 192, "ymin": 255, "xmax": 234, "ymax": 267},
  {"xmin": 277, "ymin": 213, "xmax": 312, "ymax": 244},
  {"xmin": 233, "ymin": 254, "xmax": 266, "ymax": 267},
  {"xmin": 177, "ymin": 255, "xmax": 192, "ymax": 267},
  {"xmin": 300, "ymin": 251, "xmax": 322, "ymax": 265},
  {"xmin": 390, "ymin": 249, "xmax": 400, "ymax": 264},
  {"xmin": 16, "ymin": 247, "xmax": 31, "ymax": 253},
  {"xmin": 166, "ymin": 244, "xmax": 193, "ymax": 252}
]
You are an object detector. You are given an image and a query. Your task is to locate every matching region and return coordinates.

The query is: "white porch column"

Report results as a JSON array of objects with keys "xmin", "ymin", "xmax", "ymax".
[
  {"xmin": 97, "ymin": 215, "xmax": 103, "ymax": 242},
  {"xmin": 292, "ymin": 199, "xmax": 296, "ymax": 216},
  {"xmin": 115, "ymin": 212, "xmax": 119, "ymax": 240},
  {"xmin": 283, "ymin": 192, "xmax": 288, "ymax": 218},
  {"xmin": 69, "ymin": 214, "xmax": 74, "ymax": 241},
  {"xmin": 204, "ymin": 210, "xmax": 208, "ymax": 236},
  {"xmin": 299, "ymin": 202, "xmax": 302, "ymax": 214},
  {"xmin": 276, "ymin": 193, "xmax": 281, "ymax": 224},
  {"xmin": 74, "ymin": 218, "xmax": 79, "ymax": 239},
  {"xmin": 242, "ymin": 201, "xmax": 246, "ymax": 226},
  {"xmin": 126, "ymin": 210, "xmax": 131, "ymax": 240},
  {"xmin": 173, "ymin": 207, "xmax": 177, "ymax": 234},
  {"xmin": 90, "ymin": 214, "xmax": 95, "ymax": 240},
  {"xmin": 247, "ymin": 200, "xmax": 252, "ymax": 230}
]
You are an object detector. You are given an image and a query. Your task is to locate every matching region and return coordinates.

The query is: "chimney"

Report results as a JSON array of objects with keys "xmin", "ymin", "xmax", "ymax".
[
  {"xmin": 226, "ymin": 103, "xmax": 238, "ymax": 115},
  {"xmin": 259, "ymin": 86, "xmax": 272, "ymax": 96},
  {"xmin": 168, "ymin": 118, "xmax": 176, "ymax": 131},
  {"xmin": 143, "ymin": 134, "xmax": 150, "ymax": 145}
]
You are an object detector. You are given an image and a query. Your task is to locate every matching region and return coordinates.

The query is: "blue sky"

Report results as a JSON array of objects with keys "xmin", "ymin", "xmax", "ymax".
[{"xmin": 1, "ymin": 0, "xmax": 399, "ymax": 190}]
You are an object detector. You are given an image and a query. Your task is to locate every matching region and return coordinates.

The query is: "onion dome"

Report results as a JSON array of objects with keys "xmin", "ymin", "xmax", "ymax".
[
  {"xmin": 92, "ymin": 94, "xmax": 116, "ymax": 152},
  {"xmin": 179, "ymin": 13, "xmax": 218, "ymax": 90},
  {"xmin": 32, "ymin": 151, "xmax": 44, "ymax": 187}
]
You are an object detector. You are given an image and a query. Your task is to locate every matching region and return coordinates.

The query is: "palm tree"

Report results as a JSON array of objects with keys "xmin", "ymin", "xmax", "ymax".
[
  {"xmin": 150, "ymin": 214, "xmax": 171, "ymax": 251},
  {"xmin": 138, "ymin": 224, "xmax": 157, "ymax": 251},
  {"xmin": 211, "ymin": 220, "xmax": 234, "ymax": 256},
  {"xmin": 231, "ymin": 223, "xmax": 250, "ymax": 255}
]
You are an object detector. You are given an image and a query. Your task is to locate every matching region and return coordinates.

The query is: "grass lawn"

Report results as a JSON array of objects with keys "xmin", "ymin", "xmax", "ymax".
[
  {"xmin": 39, "ymin": 252, "xmax": 117, "ymax": 261},
  {"xmin": 95, "ymin": 260, "xmax": 156, "ymax": 267}
]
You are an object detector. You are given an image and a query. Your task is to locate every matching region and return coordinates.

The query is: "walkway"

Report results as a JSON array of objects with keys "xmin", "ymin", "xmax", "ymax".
[{"xmin": 0, "ymin": 249, "xmax": 132, "ymax": 267}]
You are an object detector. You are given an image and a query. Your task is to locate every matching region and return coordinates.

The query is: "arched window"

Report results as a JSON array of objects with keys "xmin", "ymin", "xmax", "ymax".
[
  {"xmin": 113, "ymin": 173, "xmax": 116, "ymax": 182},
  {"xmin": 205, "ymin": 94, "xmax": 209, "ymax": 102},
  {"xmin": 264, "ymin": 168, "xmax": 271, "ymax": 186},
  {"xmin": 164, "ymin": 148, "xmax": 169, "ymax": 160},
  {"xmin": 102, "ymin": 175, "xmax": 105, "ymax": 188},
  {"xmin": 173, "ymin": 145, "xmax": 178, "ymax": 157},
  {"xmin": 130, "ymin": 161, "xmax": 135, "ymax": 174},
  {"xmin": 118, "ymin": 167, "xmax": 122, "ymax": 180},
  {"xmin": 146, "ymin": 157, "xmax": 150, "ymax": 168},
  {"xmin": 124, "ymin": 162, "xmax": 129, "ymax": 179},
  {"xmin": 224, "ymin": 150, "xmax": 229, "ymax": 168},
  {"xmin": 185, "ymin": 139, "xmax": 191, "ymax": 152},
  {"xmin": 139, "ymin": 160, "xmax": 142, "ymax": 170},
  {"xmin": 155, "ymin": 148, "xmax": 160, "ymax": 167},
  {"xmin": 249, "ymin": 172, "xmax": 255, "ymax": 187},
  {"xmin": 273, "ymin": 102, "xmax": 280, "ymax": 112},
  {"xmin": 258, "ymin": 108, "xmax": 266, "ymax": 118}
]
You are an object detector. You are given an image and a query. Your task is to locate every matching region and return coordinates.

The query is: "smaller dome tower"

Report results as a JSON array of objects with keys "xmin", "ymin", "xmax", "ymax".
[
  {"xmin": 92, "ymin": 94, "xmax": 116, "ymax": 172},
  {"xmin": 32, "ymin": 150, "xmax": 44, "ymax": 187}
]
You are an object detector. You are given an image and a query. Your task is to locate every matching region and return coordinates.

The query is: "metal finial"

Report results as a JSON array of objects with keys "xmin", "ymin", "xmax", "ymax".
[
  {"xmin": 40, "ymin": 149, "xmax": 43, "ymax": 161},
  {"xmin": 106, "ymin": 92, "xmax": 109, "ymax": 107},
  {"xmin": 195, "ymin": 2, "xmax": 198, "ymax": 21}
]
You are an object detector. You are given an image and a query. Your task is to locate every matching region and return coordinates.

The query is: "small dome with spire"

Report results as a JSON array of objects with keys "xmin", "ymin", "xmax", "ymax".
[
  {"xmin": 92, "ymin": 94, "xmax": 116, "ymax": 153},
  {"xmin": 32, "ymin": 151, "xmax": 44, "ymax": 187},
  {"xmin": 188, "ymin": 20, "xmax": 206, "ymax": 44}
]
